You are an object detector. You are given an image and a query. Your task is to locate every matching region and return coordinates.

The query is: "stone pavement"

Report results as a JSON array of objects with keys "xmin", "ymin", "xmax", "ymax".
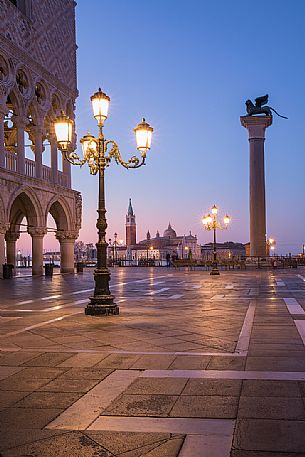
[{"xmin": 0, "ymin": 267, "xmax": 305, "ymax": 456}]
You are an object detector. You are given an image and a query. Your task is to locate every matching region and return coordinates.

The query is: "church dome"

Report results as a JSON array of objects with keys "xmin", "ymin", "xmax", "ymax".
[{"xmin": 163, "ymin": 223, "xmax": 177, "ymax": 239}]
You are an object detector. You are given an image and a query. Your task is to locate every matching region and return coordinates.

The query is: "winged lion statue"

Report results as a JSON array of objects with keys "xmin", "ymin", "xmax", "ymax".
[{"xmin": 245, "ymin": 94, "xmax": 287, "ymax": 119}]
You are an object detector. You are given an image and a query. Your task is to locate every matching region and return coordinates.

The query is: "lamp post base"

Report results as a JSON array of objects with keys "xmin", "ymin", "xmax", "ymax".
[
  {"xmin": 85, "ymin": 295, "xmax": 119, "ymax": 316},
  {"xmin": 210, "ymin": 267, "xmax": 220, "ymax": 276}
]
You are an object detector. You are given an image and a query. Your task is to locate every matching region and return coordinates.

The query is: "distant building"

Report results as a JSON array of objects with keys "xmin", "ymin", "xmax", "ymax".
[{"xmin": 201, "ymin": 242, "xmax": 246, "ymax": 261}]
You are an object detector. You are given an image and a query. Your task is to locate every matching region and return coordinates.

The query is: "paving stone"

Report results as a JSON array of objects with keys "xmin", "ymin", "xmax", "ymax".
[
  {"xmin": 103, "ymin": 394, "xmax": 178, "ymax": 417},
  {"xmin": 131, "ymin": 355, "xmax": 175, "ymax": 369},
  {"xmin": 1, "ymin": 431, "xmax": 114, "ymax": 456},
  {"xmin": 95, "ymin": 353, "xmax": 141, "ymax": 369},
  {"xmin": 0, "ymin": 407, "xmax": 62, "ymax": 430},
  {"xmin": 13, "ymin": 391, "xmax": 83, "ymax": 409},
  {"xmin": 182, "ymin": 379, "xmax": 242, "ymax": 396},
  {"xmin": 85, "ymin": 431, "xmax": 177, "ymax": 455},
  {"xmin": 238, "ymin": 396, "xmax": 305, "ymax": 419},
  {"xmin": 241, "ymin": 380, "xmax": 301, "ymax": 397},
  {"xmin": 0, "ymin": 429, "xmax": 64, "ymax": 453},
  {"xmin": 246, "ymin": 357, "xmax": 305, "ymax": 372},
  {"xmin": 39, "ymin": 378, "xmax": 99, "ymax": 393},
  {"xmin": 233, "ymin": 418, "xmax": 305, "ymax": 453},
  {"xmin": 21, "ymin": 352, "xmax": 74, "ymax": 367},
  {"xmin": 207, "ymin": 356, "xmax": 246, "ymax": 370},
  {"xmin": 231, "ymin": 451, "xmax": 305, "ymax": 457},
  {"xmin": 0, "ymin": 375, "xmax": 51, "ymax": 391},
  {"xmin": 0, "ymin": 351, "xmax": 42, "ymax": 366},
  {"xmin": 0, "ymin": 390, "xmax": 29, "ymax": 409},
  {"xmin": 169, "ymin": 355, "xmax": 211, "ymax": 370},
  {"xmin": 170, "ymin": 395, "xmax": 238, "ymax": 418},
  {"xmin": 56, "ymin": 367, "xmax": 113, "ymax": 380},
  {"xmin": 125, "ymin": 378, "xmax": 188, "ymax": 395}
]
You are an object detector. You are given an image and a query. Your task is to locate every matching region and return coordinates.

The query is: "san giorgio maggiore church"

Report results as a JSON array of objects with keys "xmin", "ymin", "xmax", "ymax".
[{"xmin": 113, "ymin": 199, "xmax": 202, "ymax": 262}]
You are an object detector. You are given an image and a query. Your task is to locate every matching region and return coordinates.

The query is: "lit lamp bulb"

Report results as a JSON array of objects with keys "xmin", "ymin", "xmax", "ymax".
[
  {"xmin": 224, "ymin": 215, "xmax": 230, "ymax": 225},
  {"xmin": 134, "ymin": 118, "xmax": 153, "ymax": 153},
  {"xmin": 80, "ymin": 132, "xmax": 96, "ymax": 160},
  {"xmin": 54, "ymin": 111, "xmax": 73, "ymax": 150},
  {"xmin": 91, "ymin": 88, "xmax": 110, "ymax": 125},
  {"xmin": 211, "ymin": 205, "xmax": 218, "ymax": 215},
  {"xmin": 206, "ymin": 214, "xmax": 212, "ymax": 224}
]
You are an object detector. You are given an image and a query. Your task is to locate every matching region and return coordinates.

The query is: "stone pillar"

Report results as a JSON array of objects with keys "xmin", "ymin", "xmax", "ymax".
[
  {"xmin": 50, "ymin": 132, "xmax": 58, "ymax": 184},
  {"xmin": 29, "ymin": 228, "xmax": 46, "ymax": 276},
  {"xmin": 5, "ymin": 232, "xmax": 19, "ymax": 274},
  {"xmin": 0, "ymin": 224, "xmax": 8, "ymax": 278},
  {"xmin": 56, "ymin": 231, "xmax": 77, "ymax": 273},
  {"xmin": 241, "ymin": 116, "xmax": 272, "ymax": 257},
  {"xmin": 0, "ymin": 104, "xmax": 7, "ymax": 169},
  {"xmin": 62, "ymin": 158, "xmax": 71, "ymax": 188},
  {"xmin": 34, "ymin": 125, "xmax": 44, "ymax": 180},
  {"xmin": 13, "ymin": 116, "xmax": 27, "ymax": 175}
]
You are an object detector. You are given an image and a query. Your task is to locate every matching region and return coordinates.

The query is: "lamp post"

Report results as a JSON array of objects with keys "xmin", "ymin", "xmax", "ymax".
[
  {"xmin": 202, "ymin": 205, "xmax": 230, "ymax": 275},
  {"xmin": 54, "ymin": 88, "xmax": 153, "ymax": 316},
  {"xmin": 114, "ymin": 232, "xmax": 118, "ymax": 264}
]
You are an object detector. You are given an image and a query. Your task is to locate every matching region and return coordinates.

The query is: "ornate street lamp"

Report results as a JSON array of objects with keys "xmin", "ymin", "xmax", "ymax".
[
  {"xmin": 267, "ymin": 237, "xmax": 276, "ymax": 255},
  {"xmin": 54, "ymin": 88, "xmax": 153, "ymax": 316},
  {"xmin": 202, "ymin": 204, "xmax": 230, "ymax": 275}
]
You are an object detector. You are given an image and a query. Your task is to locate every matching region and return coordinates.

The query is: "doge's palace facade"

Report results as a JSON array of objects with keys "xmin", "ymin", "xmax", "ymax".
[{"xmin": 0, "ymin": 0, "xmax": 82, "ymax": 277}]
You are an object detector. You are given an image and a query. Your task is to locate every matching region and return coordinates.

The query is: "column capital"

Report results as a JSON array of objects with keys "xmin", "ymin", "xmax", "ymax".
[
  {"xmin": 28, "ymin": 227, "xmax": 47, "ymax": 237},
  {"xmin": 0, "ymin": 223, "xmax": 9, "ymax": 235},
  {"xmin": 5, "ymin": 231, "xmax": 20, "ymax": 242},
  {"xmin": 56, "ymin": 230, "xmax": 78, "ymax": 242},
  {"xmin": 240, "ymin": 115, "xmax": 272, "ymax": 140},
  {"xmin": 12, "ymin": 115, "xmax": 28, "ymax": 129}
]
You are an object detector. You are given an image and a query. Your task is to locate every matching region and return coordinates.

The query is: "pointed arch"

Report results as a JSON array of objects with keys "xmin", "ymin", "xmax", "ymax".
[
  {"xmin": 45, "ymin": 196, "xmax": 73, "ymax": 232},
  {"xmin": 7, "ymin": 187, "xmax": 44, "ymax": 232}
]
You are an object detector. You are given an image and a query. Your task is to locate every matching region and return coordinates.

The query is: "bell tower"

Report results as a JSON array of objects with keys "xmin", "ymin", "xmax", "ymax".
[{"xmin": 126, "ymin": 198, "xmax": 136, "ymax": 246}]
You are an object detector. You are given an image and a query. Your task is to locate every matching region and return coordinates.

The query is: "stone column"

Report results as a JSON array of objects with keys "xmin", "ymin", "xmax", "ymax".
[
  {"xmin": 13, "ymin": 116, "xmax": 27, "ymax": 175},
  {"xmin": 5, "ymin": 231, "xmax": 19, "ymax": 274},
  {"xmin": 29, "ymin": 228, "xmax": 46, "ymax": 276},
  {"xmin": 0, "ymin": 104, "xmax": 7, "ymax": 169},
  {"xmin": 50, "ymin": 131, "xmax": 58, "ymax": 184},
  {"xmin": 34, "ymin": 124, "xmax": 44, "ymax": 180},
  {"xmin": 56, "ymin": 231, "xmax": 77, "ymax": 273},
  {"xmin": 0, "ymin": 224, "xmax": 8, "ymax": 278},
  {"xmin": 62, "ymin": 158, "xmax": 71, "ymax": 188},
  {"xmin": 241, "ymin": 116, "xmax": 272, "ymax": 257}
]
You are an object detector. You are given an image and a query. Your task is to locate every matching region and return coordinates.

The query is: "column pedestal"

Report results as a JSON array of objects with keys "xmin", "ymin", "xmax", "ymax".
[{"xmin": 240, "ymin": 116, "xmax": 272, "ymax": 257}]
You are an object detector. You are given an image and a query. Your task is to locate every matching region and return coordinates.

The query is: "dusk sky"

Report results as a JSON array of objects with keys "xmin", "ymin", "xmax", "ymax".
[{"xmin": 20, "ymin": 0, "xmax": 305, "ymax": 255}]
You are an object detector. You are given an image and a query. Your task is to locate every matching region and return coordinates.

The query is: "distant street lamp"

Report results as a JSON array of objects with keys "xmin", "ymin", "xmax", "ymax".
[
  {"xmin": 267, "ymin": 237, "xmax": 276, "ymax": 255},
  {"xmin": 147, "ymin": 245, "xmax": 154, "ymax": 262},
  {"xmin": 202, "ymin": 204, "xmax": 230, "ymax": 275},
  {"xmin": 54, "ymin": 88, "xmax": 153, "ymax": 316}
]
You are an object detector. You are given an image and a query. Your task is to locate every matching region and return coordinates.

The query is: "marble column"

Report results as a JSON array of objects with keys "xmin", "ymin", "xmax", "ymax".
[
  {"xmin": 13, "ymin": 116, "xmax": 26, "ymax": 175},
  {"xmin": 0, "ymin": 225, "xmax": 7, "ymax": 278},
  {"xmin": 62, "ymin": 158, "xmax": 71, "ymax": 188},
  {"xmin": 5, "ymin": 231, "xmax": 19, "ymax": 274},
  {"xmin": 29, "ymin": 228, "xmax": 46, "ymax": 276},
  {"xmin": 241, "ymin": 116, "xmax": 272, "ymax": 257},
  {"xmin": 34, "ymin": 125, "xmax": 43, "ymax": 180},
  {"xmin": 50, "ymin": 132, "xmax": 58, "ymax": 184},
  {"xmin": 0, "ymin": 104, "xmax": 7, "ymax": 169},
  {"xmin": 57, "ymin": 231, "xmax": 77, "ymax": 273}
]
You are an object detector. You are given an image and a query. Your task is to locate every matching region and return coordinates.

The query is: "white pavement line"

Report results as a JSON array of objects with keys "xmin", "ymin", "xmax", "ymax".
[
  {"xmin": 41, "ymin": 295, "xmax": 61, "ymax": 301},
  {"xmin": 0, "ymin": 311, "xmax": 82, "ymax": 338},
  {"xmin": 46, "ymin": 370, "xmax": 140, "ymax": 430},
  {"xmin": 294, "ymin": 320, "xmax": 305, "ymax": 345},
  {"xmin": 179, "ymin": 433, "xmax": 233, "ymax": 457},
  {"xmin": 145, "ymin": 288, "xmax": 170, "ymax": 296},
  {"xmin": 0, "ymin": 316, "xmax": 22, "ymax": 321},
  {"xmin": 0, "ymin": 366, "xmax": 24, "ymax": 380},
  {"xmin": 225, "ymin": 284, "xmax": 234, "ymax": 290},
  {"xmin": 169, "ymin": 294, "xmax": 183, "ymax": 300},
  {"xmin": 276, "ymin": 281, "xmax": 285, "ymax": 287},
  {"xmin": 297, "ymin": 274, "xmax": 305, "ymax": 282},
  {"xmin": 283, "ymin": 298, "xmax": 305, "ymax": 315},
  {"xmin": 88, "ymin": 416, "xmax": 234, "ymax": 437},
  {"xmin": 141, "ymin": 370, "xmax": 305, "ymax": 381},
  {"xmin": 70, "ymin": 289, "xmax": 93, "ymax": 295},
  {"xmin": 235, "ymin": 301, "xmax": 256, "ymax": 355},
  {"xmin": 192, "ymin": 285, "xmax": 201, "ymax": 289}
]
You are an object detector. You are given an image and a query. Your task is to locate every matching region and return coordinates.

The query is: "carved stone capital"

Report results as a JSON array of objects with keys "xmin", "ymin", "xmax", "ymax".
[
  {"xmin": 240, "ymin": 116, "xmax": 272, "ymax": 140},
  {"xmin": 5, "ymin": 231, "xmax": 20, "ymax": 242},
  {"xmin": 0, "ymin": 223, "xmax": 9, "ymax": 235},
  {"xmin": 12, "ymin": 115, "xmax": 29, "ymax": 129},
  {"xmin": 56, "ymin": 230, "xmax": 78, "ymax": 242},
  {"xmin": 28, "ymin": 227, "xmax": 47, "ymax": 237}
]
